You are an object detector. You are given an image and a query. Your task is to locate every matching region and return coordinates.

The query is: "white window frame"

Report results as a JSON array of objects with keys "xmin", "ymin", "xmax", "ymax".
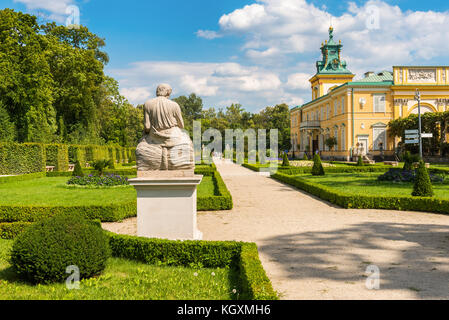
[
  {"xmin": 372, "ymin": 124, "xmax": 387, "ymax": 151},
  {"xmin": 373, "ymin": 94, "xmax": 386, "ymax": 113},
  {"xmin": 334, "ymin": 128, "xmax": 339, "ymax": 151}
]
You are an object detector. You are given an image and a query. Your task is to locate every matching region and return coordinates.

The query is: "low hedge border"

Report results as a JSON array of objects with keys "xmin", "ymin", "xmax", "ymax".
[
  {"xmin": 272, "ymin": 172, "xmax": 449, "ymax": 215},
  {"xmin": 242, "ymin": 163, "xmax": 390, "ymax": 174},
  {"xmin": 0, "ymin": 172, "xmax": 46, "ymax": 184},
  {"xmin": 46, "ymin": 168, "xmax": 138, "ymax": 177},
  {"xmin": 0, "ymin": 222, "xmax": 32, "ymax": 239},
  {"xmin": 197, "ymin": 170, "xmax": 233, "ymax": 211},
  {"xmin": 108, "ymin": 232, "xmax": 278, "ymax": 300},
  {"xmin": 0, "ymin": 201, "xmax": 136, "ymax": 223}
]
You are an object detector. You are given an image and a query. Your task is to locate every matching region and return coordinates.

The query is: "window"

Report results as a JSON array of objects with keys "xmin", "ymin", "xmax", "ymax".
[
  {"xmin": 334, "ymin": 100, "xmax": 338, "ymax": 116},
  {"xmin": 341, "ymin": 126, "xmax": 346, "ymax": 150},
  {"xmin": 321, "ymin": 107, "xmax": 324, "ymax": 120},
  {"xmin": 327, "ymin": 104, "xmax": 330, "ymax": 119},
  {"xmin": 373, "ymin": 125, "xmax": 387, "ymax": 150},
  {"xmin": 334, "ymin": 129, "xmax": 339, "ymax": 150},
  {"xmin": 341, "ymin": 97, "xmax": 345, "ymax": 114},
  {"xmin": 373, "ymin": 94, "xmax": 386, "ymax": 112}
]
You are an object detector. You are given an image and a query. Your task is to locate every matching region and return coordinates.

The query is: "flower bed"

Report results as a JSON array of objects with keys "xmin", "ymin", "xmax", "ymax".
[
  {"xmin": 378, "ymin": 168, "xmax": 445, "ymax": 183},
  {"xmin": 286, "ymin": 160, "xmax": 336, "ymax": 168},
  {"xmin": 67, "ymin": 174, "xmax": 129, "ymax": 187}
]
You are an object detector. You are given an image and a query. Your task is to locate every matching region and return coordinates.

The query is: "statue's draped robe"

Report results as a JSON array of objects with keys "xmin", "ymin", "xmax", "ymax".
[{"xmin": 136, "ymin": 97, "xmax": 194, "ymax": 171}]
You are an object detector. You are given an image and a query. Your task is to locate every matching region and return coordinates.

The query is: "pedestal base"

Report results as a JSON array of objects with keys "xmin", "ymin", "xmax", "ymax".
[{"xmin": 129, "ymin": 175, "xmax": 203, "ymax": 240}]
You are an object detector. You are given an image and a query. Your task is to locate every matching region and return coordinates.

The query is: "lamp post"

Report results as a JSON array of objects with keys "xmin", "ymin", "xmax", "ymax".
[{"xmin": 415, "ymin": 89, "xmax": 423, "ymax": 159}]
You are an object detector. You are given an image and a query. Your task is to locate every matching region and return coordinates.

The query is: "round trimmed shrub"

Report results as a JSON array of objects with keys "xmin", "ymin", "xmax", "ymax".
[{"xmin": 10, "ymin": 213, "xmax": 111, "ymax": 284}]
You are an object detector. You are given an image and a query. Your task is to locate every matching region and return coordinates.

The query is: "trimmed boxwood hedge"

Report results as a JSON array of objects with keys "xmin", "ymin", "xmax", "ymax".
[
  {"xmin": 0, "ymin": 201, "xmax": 136, "ymax": 223},
  {"xmin": 0, "ymin": 172, "xmax": 46, "ymax": 184},
  {"xmin": 242, "ymin": 163, "xmax": 390, "ymax": 174},
  {"xmin": 45, "ymin": 144, "xmax": 69, "ymax": 172},
  {"xmin": 0, "ymin": 143, "xmax": 46, "ymax": 175},
  {"xmin": 0, "ymin": 221, "xmax": 32, "ymax": 239},
  {"xmin": 108, "ymin": 232, "xmax": 278, "ymax": 300},
  {"xmin": 197, "ymin": 170, "xmax": 233, "ymax": 211},
  {"xmin": 272, "ymin": 172, "xmax": 449, "ymax": 215},
  {"xmin": 0, "ymin": 142, "xmax": 136, "ymax": 175}
]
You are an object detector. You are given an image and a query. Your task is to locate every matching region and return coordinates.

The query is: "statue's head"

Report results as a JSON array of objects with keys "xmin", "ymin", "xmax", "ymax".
[{"xmin": 156, "ymin": 84, "xmax": 172, "ymax": 97}]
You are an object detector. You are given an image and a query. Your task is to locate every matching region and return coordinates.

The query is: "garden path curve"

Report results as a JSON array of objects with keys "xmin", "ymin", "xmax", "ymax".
[{"xmin": 104, "ymin": 161, "xmax": 449, "ymax": 299}]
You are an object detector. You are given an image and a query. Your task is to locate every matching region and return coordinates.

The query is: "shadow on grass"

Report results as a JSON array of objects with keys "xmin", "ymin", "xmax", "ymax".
[{"xmin": 259, "ymin": 222, "xmax": 449, "ymax": 299}]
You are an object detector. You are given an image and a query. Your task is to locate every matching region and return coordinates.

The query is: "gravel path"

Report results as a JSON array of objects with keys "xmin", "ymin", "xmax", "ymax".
[{"xmin": 103, "ymin": 161, "xmax": 449, "ymax": 300}]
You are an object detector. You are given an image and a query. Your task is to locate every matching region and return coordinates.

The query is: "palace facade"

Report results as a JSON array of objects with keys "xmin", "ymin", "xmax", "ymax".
[{"xmin": 290, "ymin": 27, "xmax": 449, "ymax": 161}]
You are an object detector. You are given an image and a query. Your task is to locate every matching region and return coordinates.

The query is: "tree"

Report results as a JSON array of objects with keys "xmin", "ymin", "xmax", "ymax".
[
  {"xmin": 412, "ymin": 161, "xmax": 433, "ymax": 197},
  {"xmin": 173, "ymin": 93, "xmax": 203, "ymax": 135},
  {"xmin": 0, "ymin": 101, "xmax": 15, "ymax": 142},
  {"xmin": 0, "ymin": 9, "xmax": 57, "ymax": 142},
  {"xmin": 312, "ymin": 154, "xmax": 325, "ymax": 176},
  {"xmin": 325, "ymin": 137, "xmax": 337, "ymax": 151}
]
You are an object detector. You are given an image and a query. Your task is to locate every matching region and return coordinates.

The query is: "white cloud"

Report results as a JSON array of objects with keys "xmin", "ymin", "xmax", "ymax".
[
  {"xmin": 286, "ymin": 73, "xmax": 311, "ymax": 90},
  {"xmin": 196, "ymin": 30, "xmax": 222, "ymax": 40},
  {"xmin": 180, "ymin": 75, "xmax": 218, "ymax": 96},
  {"xmin": 107, "ymin": 61, "xmax": 288, "ymax": 109},
  {"xmin": 219, "ymin": 4, "xmax": 267, "ymax": 30},
  {"xmin": 114, "ymin": 0, "xmax": 449, "ymax": 111},
  {"xmin": 14, "ymin": 0, "xmax": 77, "ymax": 22},
  {"xmin": 120, "ymin": 87, "xmax": 152, "ymax": 104},
  {"xmin": 209, "ymin": 0, "xmax": 449, "ymax": 75}
]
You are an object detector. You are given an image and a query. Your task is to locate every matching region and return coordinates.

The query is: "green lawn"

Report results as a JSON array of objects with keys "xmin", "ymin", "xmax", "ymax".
[
  {"xmin": 0, "ymin": 239, "xmax": 239, "ymax": 300},
  {"xmin": 0, "ymin": 176, "xmax": 215, "ymax": 206},
  {"xmin": 294, "ymin": 172, "xmax": 449, "ymax": 199}
]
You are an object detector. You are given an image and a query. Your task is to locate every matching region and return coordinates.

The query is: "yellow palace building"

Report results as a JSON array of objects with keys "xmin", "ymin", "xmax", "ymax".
[{"xmin": 290, "ymin": 27, "xmax": 449, "ymax": 161}]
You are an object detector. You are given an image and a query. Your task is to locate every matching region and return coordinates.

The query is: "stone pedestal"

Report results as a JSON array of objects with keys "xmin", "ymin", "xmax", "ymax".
[{"xmin": 129, "ymin": 175, "xmax": 203, "ymax": 240}]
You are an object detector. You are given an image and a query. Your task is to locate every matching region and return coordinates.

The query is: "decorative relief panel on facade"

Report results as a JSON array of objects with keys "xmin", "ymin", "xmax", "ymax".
[{"xmin": 408, "ymin": 68, "xmax": 436, "ymax": 83}]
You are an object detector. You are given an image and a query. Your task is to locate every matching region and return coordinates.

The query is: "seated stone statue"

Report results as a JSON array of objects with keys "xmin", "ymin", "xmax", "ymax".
[{"xmin": 136, "ymin": 84, "xmax": 194, "ymax": 175}]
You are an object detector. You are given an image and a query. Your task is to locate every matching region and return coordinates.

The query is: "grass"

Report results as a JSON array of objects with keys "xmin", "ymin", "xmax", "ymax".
[
  {"xmin": 197, "ymin": 176, "xmax": 215, "ymax": 196},
  {"xmin": 0, "ymin": 239, "xmax": 239, "ymax": 300},
  {"xmin": 0, "ymin": 176, "xmax": 216, "ymax": 206},
  {"xmin": 293, "ymin": 172, "xmax": 449, "ymax": 199}
]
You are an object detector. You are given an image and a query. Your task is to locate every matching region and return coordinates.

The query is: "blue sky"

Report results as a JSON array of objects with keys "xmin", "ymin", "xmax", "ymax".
[{"xmin": 2, "ymin": 0, "xmax": 449, "ymax": 112}]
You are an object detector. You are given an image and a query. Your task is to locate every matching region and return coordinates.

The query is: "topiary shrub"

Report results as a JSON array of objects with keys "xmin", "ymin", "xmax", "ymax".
[
  {"xmin": 282, "ymin": 152, "xmax": 290, "ymax": 167},
  {"xmin": 10, "ymin": 213, "xmax": 111, "ymax": 284},
  {"xmin": 412, "ymin": 161, "xmax": 434, "ymax": 197},
  {"xmin": 302, "ymin": 153, "xmax": 308, "ymax": 161},
  {"xmin": 403, "ymin": 151, "xmax": 420, "ymax": 171},
  {"xmin": 357, "ymin": 156, "xmax": 364, "ymax": 166},
  {"xmin": 311, "ymin": 154, "xmax": 325, "ymax": 176},
  {"xmin": 90, "ymin": 159, "xmax": 114, "ymax": 176},
  {"xmin": 72, "ymin": 160, "xmax": 84, "ymax": 177}
]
